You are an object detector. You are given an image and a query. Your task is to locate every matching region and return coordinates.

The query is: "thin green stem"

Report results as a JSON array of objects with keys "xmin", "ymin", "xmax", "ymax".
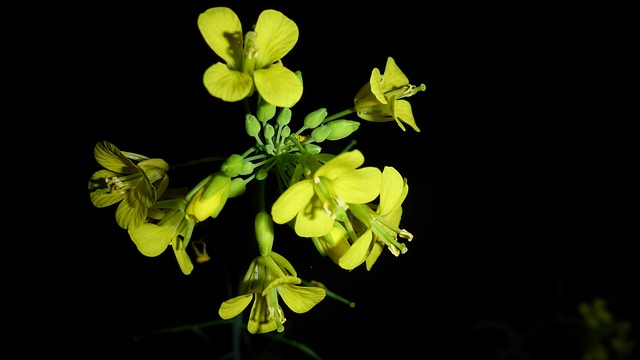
[{"xmin": 323, "ymin": 107, "xmax": 356, "ymax": 123}]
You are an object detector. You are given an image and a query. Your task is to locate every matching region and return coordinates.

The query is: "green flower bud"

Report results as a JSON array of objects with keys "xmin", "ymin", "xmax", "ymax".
[
  {"xmin": 276, "ymin": 107, "xmax": 292, "ymax": 126},
  {"xmin": 303, "ymin": 108, "xmax": 327, "ymax": 129},
  {"xmin": 229, "ymin": 177, "xmax": 246, "ymax": 198},
  {"xmin": 241, "ymin": 161, "xmax": 255, "ymax": 175},
  {"xmin": 280, "ymin": 125, "xmax": 291, "ymax": 138},
  {"xmin": 257, "ymin": 99, "xmax": 276, "ymax": 122},
  {"xmin": 325, "ymin": 120, "xmax": 360, "ymax": 140},
  {"xmin": 221, "ymin": 154, "xmax": 244, "ymax": 177},
  {"xmin": 256, "ymin": 168, "xmax": 269, "ymax": 180},
  {"xmin": 311, "ymin": 125, "xmax": 332, "ymax": 142},
  {"xmin": 303, "ymin": 144, "xmax": 322, "ymax": 154},
  {"xmin": 245, "ymin": 114, "xmax": 261, "ymax": 137},
  {"xmin": 264, "ymin": 123, "xmax": 275, "ymax": 140},
  {"xmin": 255, "ymin": 211, "xmax": 274, "ymax": 257}
]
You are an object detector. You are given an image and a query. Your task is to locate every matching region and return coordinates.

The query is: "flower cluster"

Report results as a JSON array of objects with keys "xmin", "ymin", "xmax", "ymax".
[{"xmin": 87, "ymin": 6, "xmax": 426, "ymax": 334}]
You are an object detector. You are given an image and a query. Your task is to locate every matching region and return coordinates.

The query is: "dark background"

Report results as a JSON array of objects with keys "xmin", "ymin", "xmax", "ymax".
[{"xmin": 32, "ymin": 1, "xmax": 636, "ymax": 359}]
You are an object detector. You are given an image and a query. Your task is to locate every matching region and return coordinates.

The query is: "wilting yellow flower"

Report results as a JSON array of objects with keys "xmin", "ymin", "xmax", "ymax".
[
  {"xmin": 354, "ymin": 57, "xmax": 423, "ymax": 132},
  {"xmin": 88, "ymin": 141, "xmax": 169, "ymax": 229},
  {"xmin": 219, "ymin": 252, "xmax": 325, "ymax": 334},
  {"xmin": 128, "ymin": 206, "xmax": 195, "ymax": 275},
  {"xmin": 339, "ymin": 166, "xmax": 412, "ymax": 270},
  {"xmin": 185, "ymin": 173, "xmax": 232, "ymax": 222},
  {"xmin": 271, "ymin": 150, "xmax": 381, "ymax": 238},
  {"xmin": 198, "ymin": 7, "xmax": 303, "ymax": 107}
]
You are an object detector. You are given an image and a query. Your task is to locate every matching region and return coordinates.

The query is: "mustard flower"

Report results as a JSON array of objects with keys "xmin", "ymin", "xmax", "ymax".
[
  {"xmin": 198, "ymin": 7, "xmax": 303, "ymax": 108},
  {"xmin": 271, "ymin": 150, "xmax": 382, "ymax": 238},
  {"xmin": 338, "ymin": 166, "xmax": 413, "ymax": 270},
  {"xmin": 218, "ymin": 252, "xmax": 326, "ymax": 334},
  {"xmin": 128, "ymin": 206, "xmax": 196, "ymax": 275},
  {"xmin": 88, "ymin": 141, "xmax": 169, "ymax": 230},
  {"xmin": 354, "ymin": 57, "xmax": 423, "ymax": 132}
]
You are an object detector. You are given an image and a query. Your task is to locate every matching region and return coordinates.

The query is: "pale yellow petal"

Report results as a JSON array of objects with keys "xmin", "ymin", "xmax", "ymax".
[
  {"xmin": 315, "ymin": 149, "xmax": 364, "ymax": 180},
  {"xmin": 294, "ymin": 196, "xmax": 334, "ymax": 238},
  {"xmin": 94, "ymin": 141, "xmax": 138, "ymax": 174},
  {"xmin": 381, "ymin": 57, "xmax": 410, "ymax": 91},
  {"xmin": 271, "ymin": 180, "xmax": 314, "ymax": 225},
  {"xmin": 277, "ymin": 285, "xmax": 326, "ymax": 313},
  {"xmin": 128, "ymin": 223, "xmax": 173, "ymax": 257},
  {"xmin": 203, "ymin": 63, "xmax": 253, "ymax": 102},
  {"xmin": 332, "ymin": 167, "xmax": 382, "ymax": 204},
  {"xmin": 197, "ymin": 7, "xmax": 243, "ymax": 69},
  {"xmin": 379, "ymin": 166, "xmax": 404, "ymax": 215},
  {"xmin": 394, "ymin": 99, "xmax": 420, "ymax": 132},
  {"xmin": 339, "ymin": 230, "xmax": 373, "ymax": 270},
  {"xmin": 247, "ymin": 296, "xmax": 278, "ymax": 334},
  {"xmin": 254, "ymin": 65, "xmax": 303, "ymax": 108},
  {"xmin": 219, "ymin": 294, "xmax": 253, "ymax": 320},
  {"xmin": 254, "ymin": 9, "xmax": 298, "ymax": 67}
]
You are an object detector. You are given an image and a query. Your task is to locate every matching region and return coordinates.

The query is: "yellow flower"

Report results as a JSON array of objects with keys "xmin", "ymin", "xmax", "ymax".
[
  {"xmin": 218, "ymin": 252, "xmax": 325, "ymax": 334},
  {"xmin": 198, "ymin": 7, "xmax": 303, "ymax": 108},
  {"xmin": 354, "ymin": 57, "xmax": 423, "ymax": 132},
  {"xmin": 338, "ymin": 166, "xmax": 412, "ymax": 270},
  {"xmin": 271, "ymin": 150, "xmax": 382, "ymax": 238},
  {"xmin": 128, "ymin": 206, "xmax": 195, "ymax": 275},
  {"xmin": 88, "ymin": 141, "xmax": 169, "ymax": 229},
  {"xmin": 185, "ymin": 173, "xmax": 232, "ymax": 222}
]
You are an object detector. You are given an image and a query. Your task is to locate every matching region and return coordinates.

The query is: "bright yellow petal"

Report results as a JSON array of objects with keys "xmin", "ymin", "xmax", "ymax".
[
  {"xmin": 197, "ymin": 7, "xmax": 243, "ymax": 69},
  {"xmin": 254, "ymin": 9, "xmax": 298, "ymax": 67},
  {"xmin": 277, "ymin": 285, "xmax": 326, "ymax": 313},
  {"xmin": 94, "ymin": 141, "xmax": 138, "ymax": 174},
  {"xmin": 332, "ymin": 167, "xmax": 382, "ymax": 204},
  {"xmin": 381, "ymin": 57, "xmax": 410, "ymax": 91},
  {"xmin": 254, "ymin": 65, "xmax": 303, "ymax": 108},
  {"xmin": 339, "ymin": 230, "xmax": 373, "ymax": 270},
  {"xmin": 128, "ymin": 223, "xmax": 173, "ymax": 257},
  {"xmin": 219, "ymin": 294, "xmax": 253, "ymax": 320},
  {"xmin": 394, "ymin": 99, "xmax": 420, "ymax": 132},
  {"xmin": 315, "ymin": 149, "xmax": 364, "ymax": 180},
  {"xmin": 379, "ymin": 166, "xmax": 403, "ymax": 215},
  {"xmin": 294, "ymin": 196, "xmax": 334, "ymax": 238},
  {"xmin": 271, "ymin": 180, "xmax": 314, "ymax": 224},
  {"xmin": 203, "ymin": 63, "xmax": 253, "ymax": 102}
]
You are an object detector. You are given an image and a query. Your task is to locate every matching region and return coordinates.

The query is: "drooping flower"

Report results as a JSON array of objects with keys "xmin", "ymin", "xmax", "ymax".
[
  {"xmin": 354, "ymin": 57, "xmax": 424, "ymax": 132},
  {"xmin": 338, "ymin": 166, "xmax": 412, "ymax": 270},
  {"xmin": 271, "ymin": 150, "xmax": 382, "ymax": 238},
  {"xmin": 128, "ymin": 204, "xmax": 196, "ymax": 275},
  {"xmin": 198, "ymin": 7, "xmax": 303, "ymax": 108},
  {"xmin": 88, "ymin": 141, "xmax": 169, "ymax": 230},
  {"xmin": 219, "ymin": 252, "xmax": 325, "ymax": 334}
]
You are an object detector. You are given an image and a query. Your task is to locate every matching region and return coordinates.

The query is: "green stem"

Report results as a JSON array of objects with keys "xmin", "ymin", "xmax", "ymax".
[
  {"xmin": 323, "ymin": 107, "xmax": 356, "ymax": 123},
  {"xmin": 301, "ymin": 279, "xmax": 355, "ymax": 308}
]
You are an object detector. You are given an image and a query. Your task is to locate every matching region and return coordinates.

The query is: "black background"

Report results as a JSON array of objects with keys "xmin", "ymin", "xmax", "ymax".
[{"xmin": 29, "ymin": 1, "xmax": 636, "ymax": 359}]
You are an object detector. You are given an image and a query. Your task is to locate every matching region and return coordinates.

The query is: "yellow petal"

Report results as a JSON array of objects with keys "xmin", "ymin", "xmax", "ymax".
[
  {"xmin": 197, "ymin": 7, "xmax": 243, "ymax": 69},
  {"xmin": 294, "ymin": 197, "xmax": 334, "ymax": 238},
  {"xmin": 219, "ymin": 294, "xmax": 253, "ymax": 320},
  {"xmin": 315, "ymin": 149, "xmax": 364, "ymax": 180},
  {"xmin": 94, "ymin": 141, "xmax": 138, "ymax": 174},
  {"xmin": 339, "ymin": 229, "xmax": 373, "ymax": 270},
  {"xmin": 203, "ymin": 63, "xmax": 253, "ymax": 102},
  {"xmin": 271, "ymin": 180, "xmax": 314, "ymax": 225},
  {"xmin": 332, "ymin": 166, "xmax": 382, "ymax": 204},
  {"xmin": 254, "ymin": 65, "xmax": 303, "ymax": 108},
  {"xmin": 173, "ymin": 238, "xmax": 193, "ymax": 275},
  {"xmin": 394, "ymin": 99, "xmax": 420, "ymax": 132},
  {"xmin": 365, "ymin": 241, "xmax": 384, "ymax": 271},
  {"xmin": 277, "ymin": 285, "xmax": 326, "ymax": 313},
  {"xmin": 254, "ymin": 9, "xmax": 298, "ymax": 67},
  {"xmin": 381, "ymin": 57, "xmax": 410, "ymax": 91},
  {"xmin": 379, "ymin": 166, "xmax": 404, "ymax": 215},
  {"xmin": 128, "ymin": 223, "xmax": 173, "ymax": 257},
  {"xmin": 115, "ymin": 195, "xmax": 148, "ymax": 230}
]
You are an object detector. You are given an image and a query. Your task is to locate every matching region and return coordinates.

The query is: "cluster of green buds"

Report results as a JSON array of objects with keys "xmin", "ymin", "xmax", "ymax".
[{"xmin": 87, "ymin": 5, "xmax": 426, "ymax": 334}]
